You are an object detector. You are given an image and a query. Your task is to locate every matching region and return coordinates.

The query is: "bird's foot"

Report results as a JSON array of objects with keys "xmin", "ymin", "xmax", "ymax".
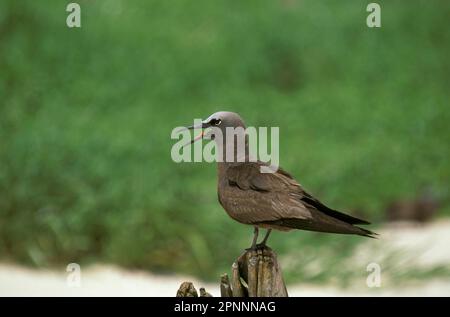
[
  {"xmin": 256, "ymin": 242, "xmax": 270, "ymax": 250},
  {"xmin": 245, "ymin": 243, "xmax": 269, "ymax": 251}
]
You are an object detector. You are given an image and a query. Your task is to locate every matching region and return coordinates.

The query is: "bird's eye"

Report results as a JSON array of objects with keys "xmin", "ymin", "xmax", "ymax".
[{"xmin": 211, "ymin": 119, "xmax": 222, "ymax": 126}]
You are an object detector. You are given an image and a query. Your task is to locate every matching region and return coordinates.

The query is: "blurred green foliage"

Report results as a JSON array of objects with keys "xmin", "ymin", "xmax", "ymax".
[{"xmin": 0, "ymin": 0, "xmax": 449, "ymax": 282}]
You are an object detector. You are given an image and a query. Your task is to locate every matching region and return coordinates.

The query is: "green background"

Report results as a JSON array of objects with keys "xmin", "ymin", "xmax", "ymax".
[{"xmin": 0, "ymin": 0, "xmax": 449, "ymax": 284}]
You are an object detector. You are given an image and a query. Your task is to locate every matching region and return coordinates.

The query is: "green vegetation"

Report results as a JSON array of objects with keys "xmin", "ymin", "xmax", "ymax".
[{"xmin": 0, "ymin": 1, "xmax": 449, "ymax": 283}]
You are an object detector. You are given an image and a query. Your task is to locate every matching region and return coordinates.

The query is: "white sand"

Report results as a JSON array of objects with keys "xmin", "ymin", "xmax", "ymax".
[{"xmin": 1, "ymin": 220, "xmax": 450, "ymax": 297}]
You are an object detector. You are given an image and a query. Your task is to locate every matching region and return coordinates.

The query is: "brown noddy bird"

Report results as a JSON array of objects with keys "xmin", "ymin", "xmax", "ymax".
[{"xmin": 184, "ymin": 111, "xmax": 377, "ymax": 249}]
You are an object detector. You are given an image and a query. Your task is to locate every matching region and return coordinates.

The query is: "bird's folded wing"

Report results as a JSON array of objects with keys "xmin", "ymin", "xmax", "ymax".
[
  {"xmin": 224, "ymin": 161, "xmax": 371, "ymax": 226},
  {"xmin": 222, "ymin": 162, "xmax": 313, "ymax": 223},
  {"xmin": 225, "ymin": 161, "xmax": 299, "ymax": 193}
]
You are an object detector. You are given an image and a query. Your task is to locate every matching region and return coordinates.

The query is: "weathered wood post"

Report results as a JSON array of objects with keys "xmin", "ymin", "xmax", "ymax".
[{"xmin": 176, "ymin": 246, "xmax": 288, "ymax": 297}]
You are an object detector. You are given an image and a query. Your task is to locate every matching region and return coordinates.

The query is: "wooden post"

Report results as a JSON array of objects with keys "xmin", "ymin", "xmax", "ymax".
[{"xmin": 176, "ymin": 246, "xmax": 288, "ymax": 297}]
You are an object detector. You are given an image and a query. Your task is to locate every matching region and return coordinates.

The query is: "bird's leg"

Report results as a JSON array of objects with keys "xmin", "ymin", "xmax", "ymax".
[
  {"xmin": 247, "ymin": 227, "xmax": 259, "ymax": 250},
  {"xmin": 261, "ymin": 229, "xmax": 272, "ymax": 245},
  {"xmin": 256, "ymin": 229, "xmax": 272, "ymax": 249}
]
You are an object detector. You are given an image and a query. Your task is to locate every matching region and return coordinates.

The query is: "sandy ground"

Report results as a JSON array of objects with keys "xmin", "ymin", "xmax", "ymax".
[{"xmin": 1, "ymin": 220, "xmax": 450, "ymax": 297}]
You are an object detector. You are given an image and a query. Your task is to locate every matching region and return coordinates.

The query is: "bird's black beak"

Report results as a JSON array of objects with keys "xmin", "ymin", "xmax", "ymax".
[
  {"xmin": 185, "ymin": 121, "xmax": 206, "ymax": 130},
  {"xmin": 180, "ymin": 120, "xmax": 210, "ymax": 147}
]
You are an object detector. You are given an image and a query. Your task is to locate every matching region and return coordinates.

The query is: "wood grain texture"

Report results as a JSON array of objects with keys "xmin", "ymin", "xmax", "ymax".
[{"xmin": 176, "ymin": 246, "xmax": 288, "ymax": 297}]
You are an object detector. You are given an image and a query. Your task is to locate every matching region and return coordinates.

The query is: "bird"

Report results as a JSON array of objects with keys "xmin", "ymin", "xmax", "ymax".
[{"xmin": 183, "ymin": 111, "xmax": 377, "ymax": 250}]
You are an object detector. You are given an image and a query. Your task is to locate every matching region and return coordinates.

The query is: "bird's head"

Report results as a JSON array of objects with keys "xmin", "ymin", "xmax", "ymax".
[{"xmin": 183, "ymin": 111, "xmax": 246, "ymax": 146}]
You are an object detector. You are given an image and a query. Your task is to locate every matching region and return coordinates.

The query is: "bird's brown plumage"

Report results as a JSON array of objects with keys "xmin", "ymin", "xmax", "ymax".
[
  {"xmin": 218, "ymin": 160, "xmax": 376, "ymax": 238},
  {"xmin": 185, "ymin": 111, "xmax": 376, "ymax": 241}
]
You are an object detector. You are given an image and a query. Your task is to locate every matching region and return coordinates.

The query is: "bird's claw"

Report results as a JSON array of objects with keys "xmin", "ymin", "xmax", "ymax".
[{"xmin": 245, "ymin": 243, "xmax": 268, "ymax": 251}]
